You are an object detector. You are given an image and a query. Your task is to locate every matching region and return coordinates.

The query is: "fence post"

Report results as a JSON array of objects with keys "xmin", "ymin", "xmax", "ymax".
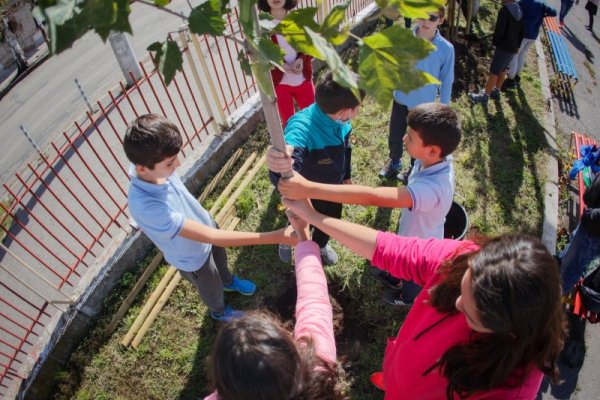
[
  {"xmin": 177, "ymin": 27, "xmax": 222, "ymax": 134},
  {"xmin": 108, "ymin": 31, "xmax": 143, "ymax": 86},
  {"xmin": 74, "ymin": 78, "xmax": 98, "ymax": 114},
  {"xmin": 187, "ymin": 28, "xmax": 228, "ymax": 129}
]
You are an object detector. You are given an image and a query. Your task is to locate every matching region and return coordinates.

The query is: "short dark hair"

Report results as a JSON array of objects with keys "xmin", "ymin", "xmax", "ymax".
[
  {"xmin": 123, "ymin": 114, "xmax": 183, "ymax": 169},
  {"xmin": 314, "ymin": 71, "xmax": 365, "ymax": 114},
  {"xmin": 407, "ymin": 103, "xmax": 461, "ymax": 157},
  {"xmin": 257, "ymin": 0, "xmax": 298, "ymax": 13}
]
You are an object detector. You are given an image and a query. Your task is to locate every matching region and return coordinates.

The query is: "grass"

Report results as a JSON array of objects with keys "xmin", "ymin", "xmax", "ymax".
[{"xmin": 49, "ymin": 2, "xmax": 552, "ymax": 399}]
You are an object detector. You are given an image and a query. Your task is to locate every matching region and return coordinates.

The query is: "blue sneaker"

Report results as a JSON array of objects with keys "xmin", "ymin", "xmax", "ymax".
[
  {"xmin": 210, "ymin": 305, "xmax": 245, "ymax": 322},
  {"xmin": 224, "ymin": 276, "xmax": 256, "ymax": 296}
]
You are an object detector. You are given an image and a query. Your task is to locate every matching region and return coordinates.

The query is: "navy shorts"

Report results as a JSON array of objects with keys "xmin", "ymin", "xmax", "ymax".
[{"xmin": 490, "ymin": 48, "xmax": 515, "ymax": 75}]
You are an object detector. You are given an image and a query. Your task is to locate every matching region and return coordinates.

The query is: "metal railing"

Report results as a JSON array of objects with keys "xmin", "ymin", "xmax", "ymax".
[{"xmin": 0, "ymin": 1, "xmax": 376, "ymax": 397}]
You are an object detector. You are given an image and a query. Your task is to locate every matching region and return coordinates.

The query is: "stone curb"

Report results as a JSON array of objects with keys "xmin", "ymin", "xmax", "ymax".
[{"xmin": 536, "ymin": 38, "xmax": 559, "ymax": 255}]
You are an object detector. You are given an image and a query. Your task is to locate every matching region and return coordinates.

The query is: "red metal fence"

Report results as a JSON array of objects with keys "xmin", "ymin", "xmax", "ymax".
[{"xmin": 0, "ymin": 1, "xmax": 376, "ymax": 397}]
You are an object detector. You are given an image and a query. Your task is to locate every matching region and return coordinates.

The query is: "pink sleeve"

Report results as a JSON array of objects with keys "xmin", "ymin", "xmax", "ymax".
[
  {"xmin": 371, "ymin": 232, "xmax": 478, "ymax": 286},
  {"xmin": 293, "ymin": 240, "xmax": 336, "ymax": 363},
  {"xmin": 204, "ymin": 391, "xmax": 218, "ymax": 400}
]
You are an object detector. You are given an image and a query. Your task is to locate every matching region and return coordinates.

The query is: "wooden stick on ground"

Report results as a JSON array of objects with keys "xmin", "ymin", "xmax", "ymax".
[
  {"xmin": 121, "ymin": 267, "xmax": 177, "ymax": 347},
  {"xmin": 105, "ymin": 251, "xmax": 164, "ymax": 337},
  {"xmin": 215, "ymin": 155, "xmax": 266, "ymax": 223},
  {"xmin": 131, "ymin": 271, "xmax": 182, "ymax": 349},
  {"xmin": 209, "ymin": 152, "xmax": 257, "ymax": 215},
  {"xmin": 198, "ymin": 148, "xmax": 243, "ymax": 203}
]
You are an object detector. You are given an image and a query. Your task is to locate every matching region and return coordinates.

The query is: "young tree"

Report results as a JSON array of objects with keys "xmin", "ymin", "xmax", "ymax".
[{"xmin": 32, "ymin": 0, "xmax": 443, "ymax": 155}]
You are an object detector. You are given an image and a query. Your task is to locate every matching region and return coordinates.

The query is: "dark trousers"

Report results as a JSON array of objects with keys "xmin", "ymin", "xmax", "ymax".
[
  {"xmin": 311, "ymin": 198, "xmax": 343, "ymax": 248},
  {"xmin": 388, "ymin": 101, "xmax": 409, "ymax": 162},
  {"xmin": 178, "ymin": 245, "xmax": 232, "ymax": 314}
]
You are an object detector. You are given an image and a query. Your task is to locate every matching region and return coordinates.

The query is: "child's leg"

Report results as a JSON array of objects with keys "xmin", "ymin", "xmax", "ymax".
[
  {"xmin": 179, "ymin": 248, "xmax": 231, "ymax": 314},
  {"xmin": 292, "ymin": 79, "xmax": 315, "ymax": 110},
  {"xmin": 275, "ymin": 83, "xmax": 295, "ymax": 127},
  {"xmin": 388, "ymin": 101, "xmax": 409, "ymax": 162},
  {"xmin": 310, "ymin": 199, "xmax": 343, "ymax": 248}
]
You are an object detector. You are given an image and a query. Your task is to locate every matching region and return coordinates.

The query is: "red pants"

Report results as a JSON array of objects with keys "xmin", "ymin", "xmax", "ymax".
[{"xmin": 275, "ymin": 79, "xmax": 315, "ymax": 127}]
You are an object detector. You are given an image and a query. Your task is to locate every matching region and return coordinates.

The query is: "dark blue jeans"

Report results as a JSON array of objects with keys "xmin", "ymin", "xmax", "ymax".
[
  {"xmin": 559, "ymin": 224, "xmax": 600, "ymax": 294},
  {"xmin": 559, "ymin": 0, "xmax": 575, "ymax": 23}
]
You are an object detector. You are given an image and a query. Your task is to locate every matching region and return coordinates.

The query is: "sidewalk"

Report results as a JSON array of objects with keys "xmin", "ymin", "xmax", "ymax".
[{"xmin": 0, "ymin": 42, "xmax": 49, "ymax": 100}]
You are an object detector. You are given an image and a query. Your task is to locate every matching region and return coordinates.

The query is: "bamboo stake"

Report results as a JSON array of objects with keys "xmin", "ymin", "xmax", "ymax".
[
  {"xmin": 209, "ymin": 152, "xmax": 257, "ymax": 215},
  {"xmin": 131, "ymin": 271, "xmax": 182, "ymax": 348},
  {"xmin": 215, "ymin": 155, "xmax": 266, "ymax": 223},
  {"xmin": 121, "ymin": 267, "xmax": 177, "ymax": 347},
  {"xmin": 198, "ymin": 148, "xmax": 243, "ymax": 203},
  {"xmin": 105, "ymin": 251, "xmax": 164, "ymax": 337},
  {"xmin": 218, "ymin": 206, "xmax": 237, "ymax": 230},
  {"xmin": 226, "ymin": 217, "xmax": 240, "ymax": 231}
]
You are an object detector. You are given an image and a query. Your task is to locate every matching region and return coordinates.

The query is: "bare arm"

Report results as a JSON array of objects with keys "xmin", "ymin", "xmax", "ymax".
[
  {"xmin": 282, "ymin": 198, "xmax": 378, "ymax": 260},
  {"xmin": 179, "ymin": 220, "xmax": 298, "ymax": 247},
  {"xmin": 279, "ymin": 173, "xmax": 413, "ymax": 208}
]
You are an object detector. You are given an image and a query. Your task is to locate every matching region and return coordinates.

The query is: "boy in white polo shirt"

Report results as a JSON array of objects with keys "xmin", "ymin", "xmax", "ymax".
[{"xmin": 267, "ymin": 102, "xmax": 461, "ymax": 304}]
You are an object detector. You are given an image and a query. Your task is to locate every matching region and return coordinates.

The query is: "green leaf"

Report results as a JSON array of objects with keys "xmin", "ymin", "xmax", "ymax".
[
  {"xmin": 85, "ymin": 0, "xmax": 132, "ymax": 41},
  {"xmin": 189, "ymin": 0, "xmax": 227, "ymax": 36},
  {"xmin": 153, "ymin": 0, "xmax": 171, "ymax": 6},
  {"xmin": 275, "ymin": 8, "xmax": 322, "ymax": 59},
  {"xmin": 148, "ymin": 40, "xmax": 183, "ymax": 85},
  {"xmin": 358, "ymin": 25, "xmax": 438, "ymax": 107},
  {"xmin": 304, "ymin": 26, "xmax": 360, "ymax": 101},
  {"xmin": 238, "ymin": 49, "xmax": 252, "ymax": 76},
  {"xmin": 238, "ymin": 0, "xmax": 258, "ymax": 38},
  {"xmin": 251, "ymin": 60, "xmax": 276, "ymax": 100},
  {"xmin": 321, "ymin": 3, "xmax": 350, "ymax": 46},
  {"xmin": 257, "ymin": 36, "xmax": 285, "ymax": 68},
  {"xmin": 34, "ymin": 0, "xmax": 132, "ymax": 53},
  {"xmin": 386, "ymin": 0, "xmax": 447, "ymax": 20}
]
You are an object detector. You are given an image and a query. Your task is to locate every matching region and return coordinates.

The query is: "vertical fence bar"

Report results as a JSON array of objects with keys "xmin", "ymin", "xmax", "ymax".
[
  {"xmin": 193, "ymin": 32, "xmax": 230, "ymax": 121},
  {"xmin": 178, "ymin": 29, "xmax": 219, "ymax": 135}
]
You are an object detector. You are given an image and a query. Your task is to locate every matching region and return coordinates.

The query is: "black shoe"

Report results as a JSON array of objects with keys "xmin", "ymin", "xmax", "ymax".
[
  {"xmin": 379, "ymin": 159, "xmax": 402, "ymax": 179},
  {"xmin": 501, "ymin": 78, "xmax": 517, "ymax": 91},
  {"xmin": 383, "ymin": 288, "xmax": 412, "ymax": 307},
  {"xmin": 370, "ymin": 267, "xmax": 402, "ymax": 290}
]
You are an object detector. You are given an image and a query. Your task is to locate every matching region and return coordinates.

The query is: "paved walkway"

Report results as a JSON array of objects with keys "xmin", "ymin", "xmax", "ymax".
[{"xmin": 538, "ymin": 1, "xmax": 600, "ymax": 399}]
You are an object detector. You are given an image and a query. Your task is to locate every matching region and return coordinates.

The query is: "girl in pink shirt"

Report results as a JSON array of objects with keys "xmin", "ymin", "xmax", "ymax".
[
  {"xmin": 205, "ymin": 213, "xmax": 345, "ymax": 400},
  {"xmin": 283, "ymin": 198, "xmax": 567, "ymax": 400}
]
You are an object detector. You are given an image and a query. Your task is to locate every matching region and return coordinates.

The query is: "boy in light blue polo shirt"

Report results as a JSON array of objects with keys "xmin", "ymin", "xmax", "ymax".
[
  {"xmin": 379, "ymin": 5, "xmax": 455, "ymax": 180},
  {"xmin": 267, "ymin": 103, "xmax": 461, "ymax": 305},
  {"xmin": 125, "ymin": 114, "xmax": 296, "ymax": 322}
]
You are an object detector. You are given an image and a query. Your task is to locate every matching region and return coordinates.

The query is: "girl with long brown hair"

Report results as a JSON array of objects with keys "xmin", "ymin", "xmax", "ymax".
[{"xmin": 283, "ymin": 198, "xmax": 566, "ymax": 399}]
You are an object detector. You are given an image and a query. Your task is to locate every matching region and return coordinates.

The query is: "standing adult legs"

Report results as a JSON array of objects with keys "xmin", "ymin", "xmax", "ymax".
[{"xmin": 559, "ymin": 0, "xmax": 576, "ymax": 25}]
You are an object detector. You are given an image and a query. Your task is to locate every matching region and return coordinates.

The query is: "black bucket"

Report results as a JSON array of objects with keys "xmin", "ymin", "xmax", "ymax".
[{"xmin": 444, "ymin": 201, "xmax": 469, "ymax": 240}]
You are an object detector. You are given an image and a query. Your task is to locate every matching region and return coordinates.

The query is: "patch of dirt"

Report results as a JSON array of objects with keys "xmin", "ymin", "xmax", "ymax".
[{"xmin": 451, "ymin": 33, "xmax": 494, "ymax": 95}]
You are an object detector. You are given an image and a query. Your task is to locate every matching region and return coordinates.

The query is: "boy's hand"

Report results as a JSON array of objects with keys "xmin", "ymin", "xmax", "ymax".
[
  {"xmin": 267, "ymin": 145, "xmax": 294, "ymax": 175},
  {"xmin": 280, "ymin": 225, "xmax": 301, "ymax": 246},
  {"xmin": 282, "ymin": 198, "xmax": 315, "ymax": 221},
  {"xmin": 278, "ymin": 173, "xmax": 311, "ymax": 199},
  {"xmin": 285, "ymin": 209, "xmax": 310, "ymax": 241}
]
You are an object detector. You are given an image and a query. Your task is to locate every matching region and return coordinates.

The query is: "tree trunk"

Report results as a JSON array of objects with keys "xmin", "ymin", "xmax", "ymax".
[{"xmin": 2, "ymin": 17, "xmax": 28, "ymax": 73}]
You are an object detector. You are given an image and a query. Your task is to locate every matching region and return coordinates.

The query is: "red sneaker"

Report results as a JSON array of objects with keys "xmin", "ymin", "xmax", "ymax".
[
  {"xmin": 370, "ymin": 372, "xmax": 385, "ymax": 391},
  {"xmin": 559, "ymin": 21, "xmax": 565, "ymax": 28}
]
